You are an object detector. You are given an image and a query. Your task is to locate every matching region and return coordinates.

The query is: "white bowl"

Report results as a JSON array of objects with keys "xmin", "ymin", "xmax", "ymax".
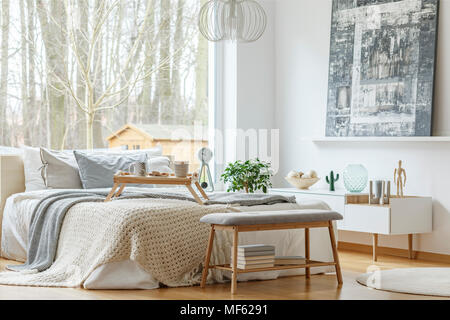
[{"xmin": 285, "ymin": 177, "xmax": 320, "ymax": 190}]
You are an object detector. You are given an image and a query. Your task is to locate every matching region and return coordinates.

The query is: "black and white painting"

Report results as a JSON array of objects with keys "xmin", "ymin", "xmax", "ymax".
[{"xmin": 326, "ymin": 0, "xmax": 439, "ymax": 137}]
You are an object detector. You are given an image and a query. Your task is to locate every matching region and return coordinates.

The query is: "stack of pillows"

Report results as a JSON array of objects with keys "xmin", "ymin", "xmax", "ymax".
[{"xmin": 21, "ymin": 145, "xmax": 173, "ymax": 192}]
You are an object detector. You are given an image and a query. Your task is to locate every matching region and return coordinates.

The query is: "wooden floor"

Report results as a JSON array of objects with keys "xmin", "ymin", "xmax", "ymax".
[{"xmin": 0, "ymin": 249, "xmax": 449, "ymax": 300}]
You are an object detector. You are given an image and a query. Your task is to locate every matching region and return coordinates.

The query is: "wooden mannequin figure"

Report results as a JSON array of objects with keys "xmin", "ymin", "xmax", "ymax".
[{"xmin": 394, "ymin": 160, "xmax": 407, "ymax": 197}]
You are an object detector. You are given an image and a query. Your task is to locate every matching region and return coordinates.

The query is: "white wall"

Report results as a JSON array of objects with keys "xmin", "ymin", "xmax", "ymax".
[
  {"xmin": 236, "ymin": 0, "xmax": 276, "ymax": 131},
  {"xmin": 273, "ymin": 0, "xmax": 450, "ymax": 254},
  {"xmin": 219, "ymin": 0, "xmax": 276, "ymax": 133}
]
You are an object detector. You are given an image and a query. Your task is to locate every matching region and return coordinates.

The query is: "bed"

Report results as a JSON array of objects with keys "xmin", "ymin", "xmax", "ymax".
[{"xmin": 0, "ymin": 154, "xmax": 336, "ymax": 289}]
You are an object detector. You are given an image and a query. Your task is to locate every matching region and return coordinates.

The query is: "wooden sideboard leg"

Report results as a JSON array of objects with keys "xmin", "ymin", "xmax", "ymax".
[
  {"xmin": 305, "ymin": 228, "xmax": 310, "ymax": 279},
  {"xmin": 373, "ymin": 233, "xmax": 378, "ymax": 262},
  {"xmin": 328, "ymin": 221, "xmax": 343, "ymax": 285},
  {"xmin": 231, "ymin": 227, "xmax": 239, "ymax": 295},
  {"xmin": 408, "ymin": 234, "xmax": 414, "ymax": 259},
  {"xmin": 201, "ymin": 226, "xmax": 215, "ymax": 288}
]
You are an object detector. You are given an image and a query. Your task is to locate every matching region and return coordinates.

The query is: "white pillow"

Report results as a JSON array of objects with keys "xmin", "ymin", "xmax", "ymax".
[
  {"xmin": 21, "ymin": 146, "xmax": 46, "ymax": 191},
  {"xmin": 124, "ymin": 145, "xmax": 163, "ymax": 158},
  {"xmin": 22, "ymin": 146, "xmax": 122, "ymax": 191},
  {"xmin": 0, "ymin": 146, "xmax": 22, "ymax": 155},
  {"xmin": 147, "ymin": 156, "xmax": 173, "ymax": 174},
  {"xmin": 39, "ymin": 147, "xmax": 125, "ymax": 189},
  {"xmin": 40, "ymin": 148, "xmax": 83, "ymax": 189},
  {"xmin": 20, "ymin": 145, "xmax": 163, "ymax": 192}
]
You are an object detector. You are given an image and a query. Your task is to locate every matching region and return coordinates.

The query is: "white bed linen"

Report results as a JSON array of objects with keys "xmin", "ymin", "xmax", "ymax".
[{"xmin": 1, "ymin": 188, "xmax": 336, "ymax": 289}]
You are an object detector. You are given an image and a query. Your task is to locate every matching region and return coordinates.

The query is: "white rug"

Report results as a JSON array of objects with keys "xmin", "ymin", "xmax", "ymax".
[{"xmin": 357, "ymin": 268, "xmax": 450, "ymax": 297}]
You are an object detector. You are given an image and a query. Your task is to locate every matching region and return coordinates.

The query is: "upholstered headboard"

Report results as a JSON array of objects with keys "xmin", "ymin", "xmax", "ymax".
[{"xmin": 0, "ymin": 155, "xmax": 26, "ymax": 243}]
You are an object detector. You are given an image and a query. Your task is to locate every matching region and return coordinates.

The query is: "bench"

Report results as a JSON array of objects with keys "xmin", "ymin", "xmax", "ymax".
[{"xmin": 199, "ymin": 209, "xmax": 344, "ymax": 294}]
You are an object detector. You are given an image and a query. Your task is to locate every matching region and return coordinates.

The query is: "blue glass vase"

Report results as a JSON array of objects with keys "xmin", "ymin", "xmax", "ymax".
[{"xmin": 343, "ymin": 164, "xmax": 368, "ymax": 193}]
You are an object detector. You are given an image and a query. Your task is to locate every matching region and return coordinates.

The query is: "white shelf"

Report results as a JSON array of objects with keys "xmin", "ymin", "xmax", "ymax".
[
  {"xmin": 307, "ymin": 136, "xmax": 450, "ymax": 142},
  {"xmin": 271, "ymin": 188, "xmax": 346, "ymax": 197}
]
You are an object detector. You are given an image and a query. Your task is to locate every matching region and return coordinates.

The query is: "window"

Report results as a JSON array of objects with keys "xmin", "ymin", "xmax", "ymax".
[{"xmin": 0, "ymin": 0, "xmax": 210, "ymax": 170}]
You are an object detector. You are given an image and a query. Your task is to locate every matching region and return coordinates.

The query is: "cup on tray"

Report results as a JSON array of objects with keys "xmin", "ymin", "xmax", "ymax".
[
  {"xmin": 174, "ymin": 161, "xmax": 189, "ymax": 178},
  {"xmin": 128, "ymin": 161, "xmax": 147, "ymax": 176}
]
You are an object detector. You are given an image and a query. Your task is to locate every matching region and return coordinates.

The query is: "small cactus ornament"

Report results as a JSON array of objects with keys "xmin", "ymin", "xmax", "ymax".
[{"xmin": 326, "ymin": 171, "xmax": 339, "ymax": 191}]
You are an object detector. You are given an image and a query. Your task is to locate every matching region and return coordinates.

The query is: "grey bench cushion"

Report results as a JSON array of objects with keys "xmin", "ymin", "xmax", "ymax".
[{"xmin": 200, "ymin": 209, "xmax": 343, "ymax": 226}]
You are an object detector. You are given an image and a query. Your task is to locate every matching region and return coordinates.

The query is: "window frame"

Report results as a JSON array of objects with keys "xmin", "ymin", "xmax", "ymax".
[{"xmin": 208, "ymin": 41, "xmax": 223, "ymax": 188}]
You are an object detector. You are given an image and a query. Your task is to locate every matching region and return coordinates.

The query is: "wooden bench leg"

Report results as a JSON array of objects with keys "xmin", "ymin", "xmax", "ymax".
[
  {"xmin": 231, "ymin": 227, "xmax": 239, "ymax": 295},
  {"xmin": 201, "ymin": 225, "xmax": 215, "ymax": 288},
  {"xmin": 328, "ymin": 221, "xmax": 343, "ymax": 285},
  {"xmin": 305, "ymin": 228, "xmax": 310, "ymax": 279}
]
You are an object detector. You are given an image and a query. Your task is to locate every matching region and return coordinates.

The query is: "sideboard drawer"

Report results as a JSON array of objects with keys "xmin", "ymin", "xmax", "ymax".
[{"xmin": 344, "ymin": 205, "xmax": 390, "ymax": 234}]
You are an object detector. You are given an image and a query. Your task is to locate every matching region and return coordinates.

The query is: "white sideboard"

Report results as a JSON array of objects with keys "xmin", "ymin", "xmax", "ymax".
[{"xmin": 271, "ymin": 188, "xmax": 433, "ymax": 261}]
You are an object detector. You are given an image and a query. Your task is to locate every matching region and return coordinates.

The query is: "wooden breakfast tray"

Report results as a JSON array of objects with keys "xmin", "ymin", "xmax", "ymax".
[{"xmin": 105, "ymin": 172, "xmax": 210, "ymax": 205}]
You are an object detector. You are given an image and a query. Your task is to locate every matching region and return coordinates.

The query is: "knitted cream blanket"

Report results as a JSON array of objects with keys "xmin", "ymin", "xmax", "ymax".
[{"xmin": 0, "ymin": 198, "xmax": 234, "ymax": 287}]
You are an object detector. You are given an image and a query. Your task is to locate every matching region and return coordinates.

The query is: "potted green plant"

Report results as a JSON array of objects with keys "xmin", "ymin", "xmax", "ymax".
[{"xmin": 221, "ymin": 158, "xmax": 273, "ymax": 193}]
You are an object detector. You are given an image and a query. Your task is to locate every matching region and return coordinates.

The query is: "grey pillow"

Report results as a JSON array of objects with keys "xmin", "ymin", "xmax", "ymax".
[
  {"xmin": 74, "ymin": 151, "xmax": 148, "ymax": 189},
  {"xmin": 40, "ymin": 148, "xmax": 83, "ymax": 189}
]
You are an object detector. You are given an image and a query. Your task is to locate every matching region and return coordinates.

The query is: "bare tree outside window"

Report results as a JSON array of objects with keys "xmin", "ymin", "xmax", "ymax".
[{"xmin": 0, "ymin": 0, "xmax": 209, "ymax": 151}]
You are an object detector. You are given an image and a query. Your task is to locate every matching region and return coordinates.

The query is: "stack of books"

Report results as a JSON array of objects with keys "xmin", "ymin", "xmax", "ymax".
[{"xmin": 232, "ymin": 244, "xmax": 275, "ymax": 270}]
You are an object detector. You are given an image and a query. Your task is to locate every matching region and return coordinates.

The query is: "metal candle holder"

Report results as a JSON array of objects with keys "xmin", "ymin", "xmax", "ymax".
[{"xmin": 369, "ymin": 180, "xmax": 391, "ymax": 205}]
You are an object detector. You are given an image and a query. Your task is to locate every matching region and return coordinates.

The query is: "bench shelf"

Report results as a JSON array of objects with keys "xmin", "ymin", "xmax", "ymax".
[{"xmin": 211, "ymin": 261, "xmax": 337, "ymax": 273}]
